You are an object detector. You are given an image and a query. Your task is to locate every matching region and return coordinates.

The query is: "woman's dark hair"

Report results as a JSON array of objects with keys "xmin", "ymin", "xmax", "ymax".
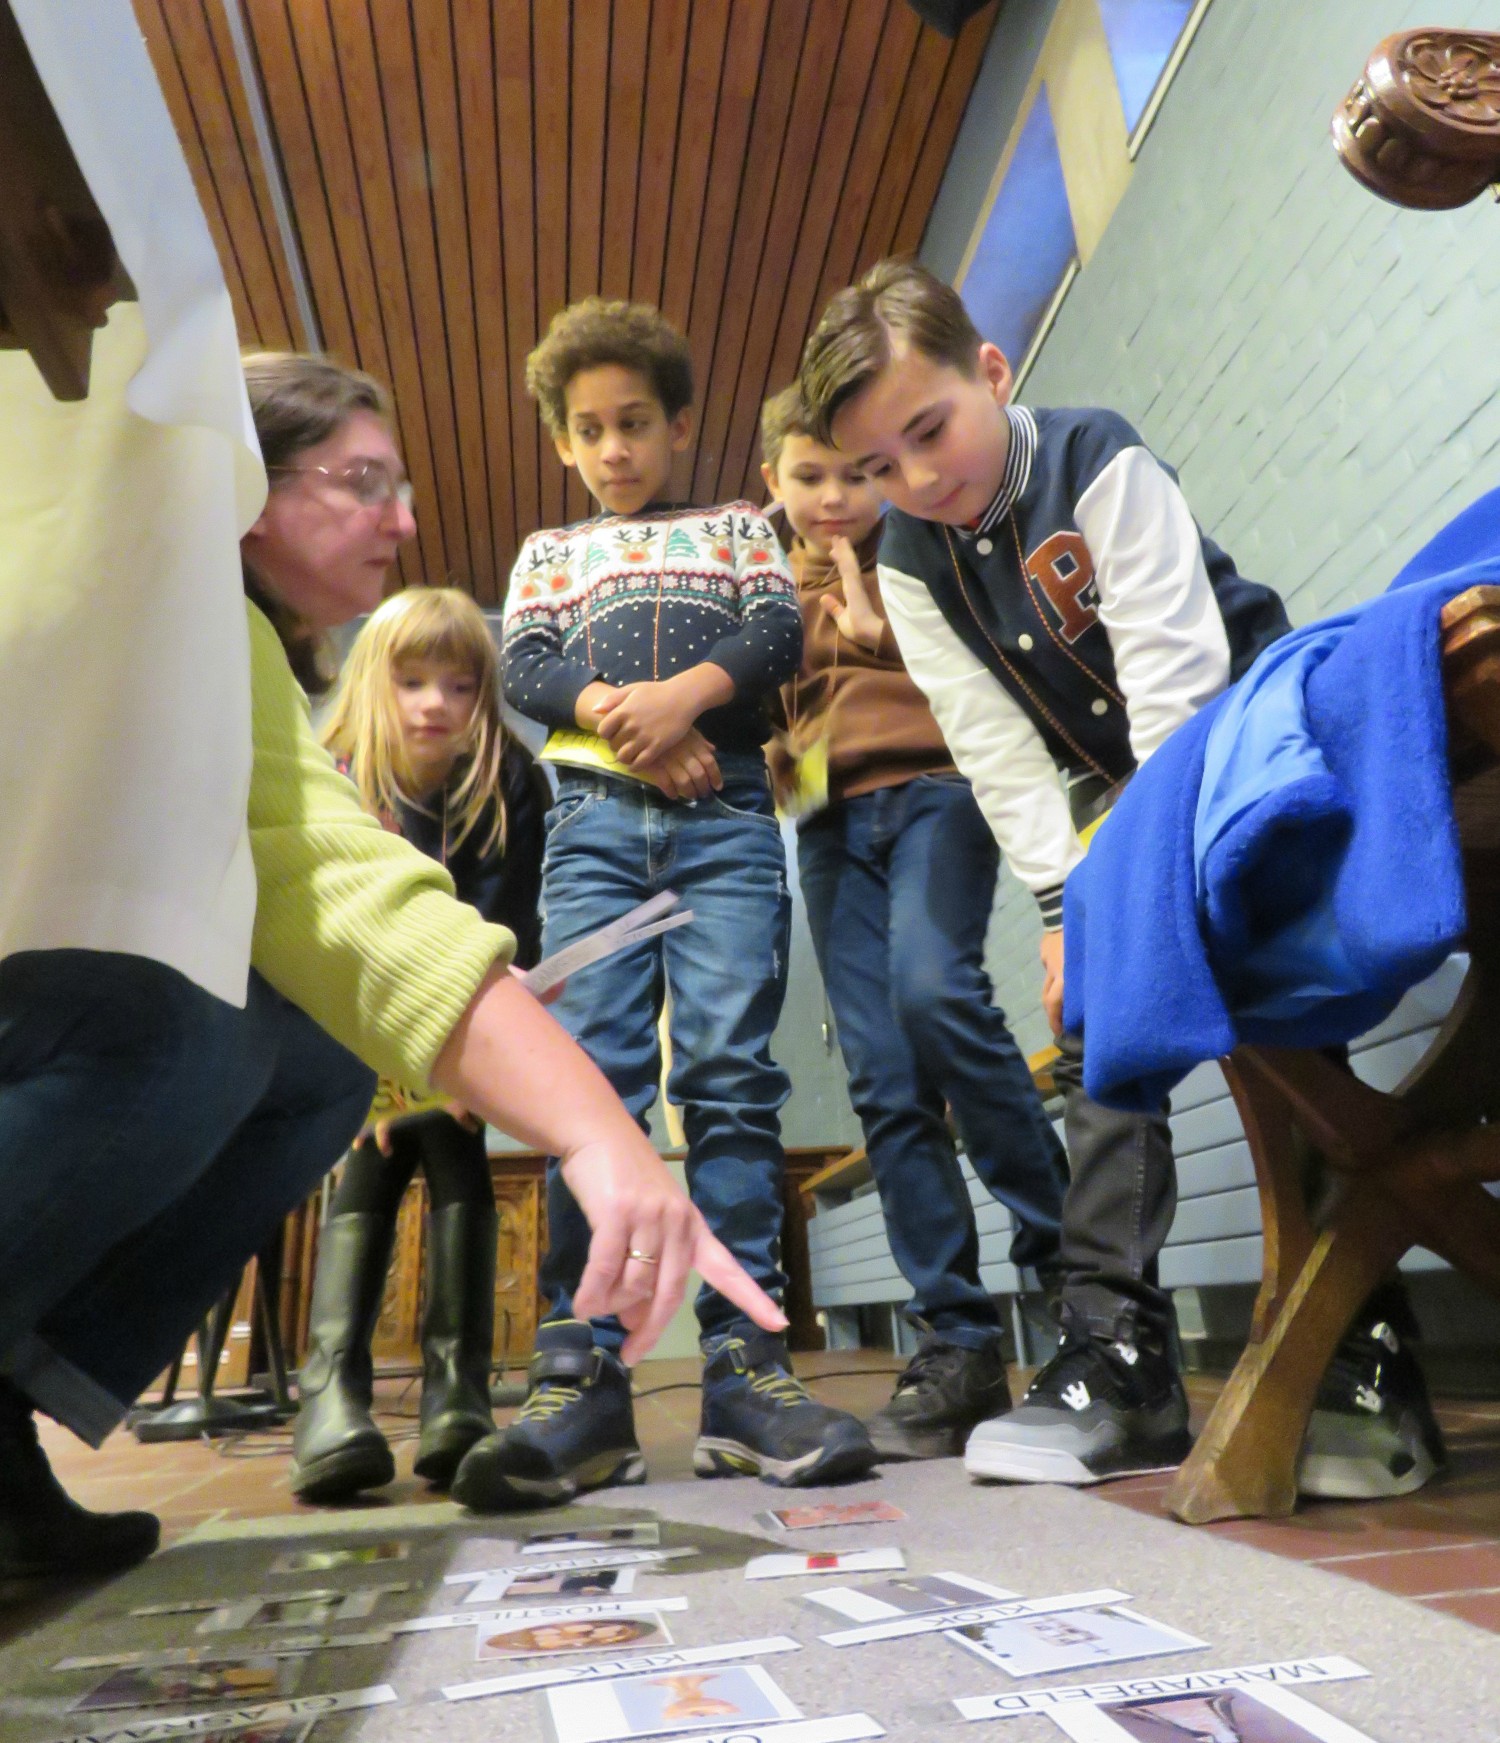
[{"xmin": 242, "ymin": 351, "xmax": 392, "ymax": 695}]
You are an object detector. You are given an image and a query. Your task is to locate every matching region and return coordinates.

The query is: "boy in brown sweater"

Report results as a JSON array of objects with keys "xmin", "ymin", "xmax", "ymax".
[{"xmin": 762, "ymin": 386, "xmax": 1068, "ymax": 1459}]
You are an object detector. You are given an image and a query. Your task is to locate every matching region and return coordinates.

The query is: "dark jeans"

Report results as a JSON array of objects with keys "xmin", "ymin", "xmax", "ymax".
[
  {"xmin": 798, "ymin": 775, "xmax": 1070, "ymax": 1350},
  {"xmin": 0, "ymin": 950, "xmax": 374, "ymax": 1444},
  {"xmin": 1051, "ymin": 1028, "xmax": 1177, "ymax": 1347},
  {"xmin": 537, "ymin": 758, "xmax": 792, "ymax": 1357}
]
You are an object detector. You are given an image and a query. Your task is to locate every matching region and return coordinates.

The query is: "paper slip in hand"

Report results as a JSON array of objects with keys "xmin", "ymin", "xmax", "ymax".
[
  {"xmin": 524, "ymin": 893, "xmax": 692, "ymax": 998},
  {"xmin": 820, "ymin": 1589, "xmax": 1130, "ymax": 1648},
  {"xmin": 445, "ymin": 1634, "xmax": 800, "ymax": 1703},
  {"xmin": 745, "ymin": 1548, "xmax": 905, "ymax": 1581},
  {"xmin": 545, "ymin": 1660, "xmax": 801, "ymax": 1743},
  {"xmin": 394, "ymin": 1596, "xmax": 688, "ymax": 1635}
]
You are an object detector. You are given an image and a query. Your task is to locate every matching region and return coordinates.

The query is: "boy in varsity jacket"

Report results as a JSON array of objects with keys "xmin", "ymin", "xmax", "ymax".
[
  {"xmin": 798, "ymin": 260, "xmax": 1442, "ymax": 1501},
  {"xmin": 456, "ymin": 297, "xmax": 877, "ymax": 1516}
]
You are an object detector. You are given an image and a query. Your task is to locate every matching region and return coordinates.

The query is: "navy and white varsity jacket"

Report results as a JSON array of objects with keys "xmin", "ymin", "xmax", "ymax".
[{"xmin": 878, "ymin": 405, "xmax": 1288, "ymax": 926}]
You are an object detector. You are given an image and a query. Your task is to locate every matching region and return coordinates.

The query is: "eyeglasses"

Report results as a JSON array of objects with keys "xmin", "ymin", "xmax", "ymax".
[{"xmin": 267, "ymin": 457, "xmax": 415, "ymax": 512}]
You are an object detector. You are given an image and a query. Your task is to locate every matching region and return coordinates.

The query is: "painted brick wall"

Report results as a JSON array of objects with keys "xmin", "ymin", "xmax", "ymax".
[{"xmin": 937, "ymin": 0, "xmax": 1500, "ymax": 1055}]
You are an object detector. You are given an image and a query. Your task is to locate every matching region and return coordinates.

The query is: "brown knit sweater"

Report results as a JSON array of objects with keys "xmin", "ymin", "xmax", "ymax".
[{"xmin": 768, "ymin": 530, "xmax": 957, "ymax": 806}]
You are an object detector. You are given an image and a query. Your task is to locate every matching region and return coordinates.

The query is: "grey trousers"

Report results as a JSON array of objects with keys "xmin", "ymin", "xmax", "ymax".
[{"xmin": 1049, "ymin": 1029, "xmax": 1177, "ymax": 1348}]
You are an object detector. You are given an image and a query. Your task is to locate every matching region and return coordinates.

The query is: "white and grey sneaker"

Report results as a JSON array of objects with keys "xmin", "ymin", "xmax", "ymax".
[
  {"xmin": 964, "ymin": 1335, "xmax": 1191, "ymax": 1486},
  {"xmin": 1299, "ymin": 1320, "xmax": 1445, "ymax": 1500}
]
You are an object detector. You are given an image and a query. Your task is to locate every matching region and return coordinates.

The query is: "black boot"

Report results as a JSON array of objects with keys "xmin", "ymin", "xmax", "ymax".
[
  {"xmin": 413, "ymin": 1200, "xmax": 498, "ymax": 1487},
  {"xmin": 291, "ymin": 1211, "xmax": 398, "ymax": 1502},
  {"xmin": 0, "ymin": 1380, "xmax": 159, "ymax": 1580}
]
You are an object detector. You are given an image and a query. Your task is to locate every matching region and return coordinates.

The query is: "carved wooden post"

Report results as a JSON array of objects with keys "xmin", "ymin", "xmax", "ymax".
[{"xmin": 1332, "ymin": 29, "xmax": 1500, "ymax": 210}]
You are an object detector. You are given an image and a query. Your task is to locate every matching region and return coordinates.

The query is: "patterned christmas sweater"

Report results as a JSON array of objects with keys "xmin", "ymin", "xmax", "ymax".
[{"xmin": 501, "ymin": 501, "xmax": 802, "ymax": 755}]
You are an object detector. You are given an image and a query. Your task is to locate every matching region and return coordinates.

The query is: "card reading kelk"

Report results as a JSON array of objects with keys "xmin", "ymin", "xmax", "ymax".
[{"xmin": 524, "ymin": 894, "xmax": 693, "ymax": 1000}]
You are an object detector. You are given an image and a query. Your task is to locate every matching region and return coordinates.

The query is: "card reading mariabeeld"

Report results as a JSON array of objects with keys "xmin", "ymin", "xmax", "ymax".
[{"xmin": 1043, "ymin": 1682, "xmax": 1379, "ymax": 1743}]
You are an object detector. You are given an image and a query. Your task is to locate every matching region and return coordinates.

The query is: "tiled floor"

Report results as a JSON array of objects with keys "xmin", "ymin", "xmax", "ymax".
[{"xmin": 14, "ymin": 1354, "xmax": 1500, "ymax": 1642}]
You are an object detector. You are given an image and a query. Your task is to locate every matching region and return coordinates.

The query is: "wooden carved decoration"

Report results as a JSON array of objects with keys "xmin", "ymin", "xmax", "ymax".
[
  {"xmin": 1333, "ymin": 29, "xmax": 1500, "ymax": 210},
  {"xmin": 0, "ymin": 1, "xmax": 134, "ymax": 399}
]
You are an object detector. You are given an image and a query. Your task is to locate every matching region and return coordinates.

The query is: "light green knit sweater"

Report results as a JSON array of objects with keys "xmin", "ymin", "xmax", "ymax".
[{"xmin": 246, "ymin": 600, "xmax": 514, "ymax": 1086}]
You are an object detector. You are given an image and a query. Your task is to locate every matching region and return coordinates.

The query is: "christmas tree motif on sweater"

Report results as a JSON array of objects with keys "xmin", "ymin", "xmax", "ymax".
[
  {"xmin": 580, "ymin": 540, "xmax": 611, "ymax": 578},
  {"xmin": 665, "ymin": 525, "xmax": 700, "ymax": 562}
]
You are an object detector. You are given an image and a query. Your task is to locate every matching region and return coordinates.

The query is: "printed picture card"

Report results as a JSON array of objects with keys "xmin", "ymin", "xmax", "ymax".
[
  {"xmin": 947, "ymin": 1605, "xmax": 1207, "ymax": 1681},
  {"xmin": 395, "ymin": 1596, "xmax": 689, "ymax": 1636},
  {"xmin": 757, "ymin": 1501, "xmax": 906, "ymax": 1533},
  {"xmin": 525, "ymin": 1522, "xmax": 662, "ymax": 1554},
  {"xmin": 546, "ymin": 1661, "xmax": 801, "ymax": 1743},
  {"xmin": 445, "ymin": 1635, "xmax": 800, "ymax": 1704},
  {"xmin": 550, "ymin": 1718, "xmax": 881, "ymax": 1743},
  {"xmin": 821, "ymin": 1590, "xmax": 1132, "ymax": 1649},
  {"xmin": 197, "ymin": 1591, "xmax": 390, "ymax": 1635},
  {"xmin": 804, "ymin": 1573, "xmax": 1018, "ymax": 1623},
  {"xmin": 267, "ymin": 1542, "xmax": 409, "ymax": 1575},
  {"xmin": 47, "ymin": 1684, "xmax": 399, "ymax": 1743},
  {"xmin": 71, "ymin": 1656, "xmax": 301, "ymax": 1712},
  {"xmin": 53, "ymin": 1634, "xmax": 393, "ymax": 1672},
  {"xmin": 951, "ymin": 1655, "xmax": 1370, "ymax": 1724},
  {"xmin": 745, "ymin": 1548, "xmax": 905, "ymax": 1581},
  {"xmin": 444, "ymin": 1548, "xmax": 688, "ymax": 1589},
  {"xmin": 478, "ymin": 1565, "xmax": 638, "ymax": 1604},
  {"xmin": 477, "ymin": 1608, "xmax": 675, "ymax": 1663},
  {"xmin": 1044, "ymin": 1683, "xmax": 1381, "ymax": 1743}
]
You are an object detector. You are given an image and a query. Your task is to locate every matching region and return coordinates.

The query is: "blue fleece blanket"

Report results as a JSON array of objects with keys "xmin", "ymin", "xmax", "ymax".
[{"xmin": 1062, "ymin": 488, "xmax": 1500, "ymax": 1111}]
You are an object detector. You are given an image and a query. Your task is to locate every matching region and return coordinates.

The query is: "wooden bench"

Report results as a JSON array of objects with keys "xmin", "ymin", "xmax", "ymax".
[{"xmin": 1166, "ymin": 585, "xmax": 1500, "ymax": 1522}]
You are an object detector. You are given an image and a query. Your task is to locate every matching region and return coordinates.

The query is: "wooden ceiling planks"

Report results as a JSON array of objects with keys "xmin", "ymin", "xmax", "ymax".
[{"xmin": 135, "ymin": 0, "xmax": 997, "ymax": 602}]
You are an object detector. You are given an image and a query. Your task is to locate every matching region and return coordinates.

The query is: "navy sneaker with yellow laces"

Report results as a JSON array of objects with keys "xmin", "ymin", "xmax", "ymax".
[
  {"xmin": 694, "ymin": 1330, "xmax": 878, "ymax": 1487},
  {"xmin": 451, "ymin": 1320, "xmax": 643, "ymax": 1512}
]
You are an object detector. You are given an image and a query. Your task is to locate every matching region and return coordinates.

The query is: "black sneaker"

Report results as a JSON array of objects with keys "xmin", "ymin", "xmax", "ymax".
[
  {"xmin": 963, "ymin": 1334, "xmax": 1191, "ymax": 1485},
  {"xmin": 450, "ymin": 1321, "xmax": 645, "ymax": 1513},
  {"xmin": 1299, "ymin": 1318, "xmax": 1446, "ymax": 1500},
  {"xmin": 694, "ymin": 1331, "xmax": 878, "ymax": 1488},
  {"xmin": 867, "ymin": 1334, "xmax": 1012, "ymax": 1461}
]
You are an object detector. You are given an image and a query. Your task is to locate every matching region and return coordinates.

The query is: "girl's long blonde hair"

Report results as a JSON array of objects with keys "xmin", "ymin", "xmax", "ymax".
[{"xmin": 321, "ymin": 587, "xmax": 507, "ymax": 855}]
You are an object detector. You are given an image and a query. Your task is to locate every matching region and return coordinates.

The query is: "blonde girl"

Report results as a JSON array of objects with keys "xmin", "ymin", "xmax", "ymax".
[{"xmin": 292, "ymin": 587, "xmax": 549, "ymax": 1503}]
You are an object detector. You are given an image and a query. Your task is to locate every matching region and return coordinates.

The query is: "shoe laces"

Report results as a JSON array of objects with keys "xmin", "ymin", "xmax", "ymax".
[
  {"xmin": 893, "ymin": 1340, "xmax": 970, "ymax": 1398},
  {"xmin": 518, "ymin": 1381, "xmax": 582, "ymax": 1423},
  {"xmin": 718, "ymin": 1339, "xmax": 809, "ymax": 1409},
  {"xmin": 1026, "ymin": 1335, "xmax": 1146, "ymax": 1409}
]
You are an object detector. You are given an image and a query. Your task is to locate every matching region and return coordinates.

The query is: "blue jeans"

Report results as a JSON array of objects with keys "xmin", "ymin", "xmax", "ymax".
[
  {"xmin": 0, "ymin": 950, "xmax": 374, "ymax": 1444},
  {"xmin": 538, "ymin": 758, "xmax": 792, "ymax": 1356},
  {"xmin": 798, "ymin": 775, "xmax": 1069, "ymax": 1349}
]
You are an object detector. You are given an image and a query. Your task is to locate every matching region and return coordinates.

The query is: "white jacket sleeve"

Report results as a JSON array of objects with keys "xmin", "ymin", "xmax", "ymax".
[
  {"xmin": 879, "ymin": 558, "xmax": 1083, "ymax": 920},
  {"xmin": 1076, "ymin": 445, "xmax": 1231, "ymax": 765}
]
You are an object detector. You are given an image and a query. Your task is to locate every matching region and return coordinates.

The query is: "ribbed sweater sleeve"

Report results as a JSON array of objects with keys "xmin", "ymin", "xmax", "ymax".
[
  {"xmin": 701, "ymin": 505, "xmax": 803, "ymax": 696},
  {"xmin": 246, "ymin": 602, "xmax": 515, "ymax": 1086},
  {"xmin": 501, "ymin": 532, "xmax": 601, "ymax": 728}
]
